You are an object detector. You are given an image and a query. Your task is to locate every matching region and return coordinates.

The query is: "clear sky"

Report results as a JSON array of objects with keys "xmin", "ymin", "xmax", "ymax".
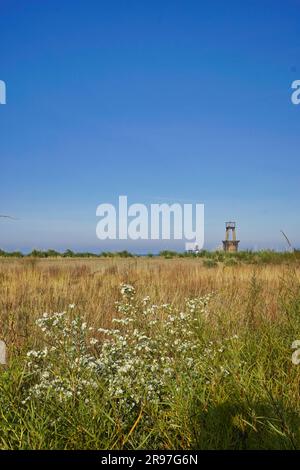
[{"xmin": 0, "ymin": 0, "xmax": 299, "ymax": 253}]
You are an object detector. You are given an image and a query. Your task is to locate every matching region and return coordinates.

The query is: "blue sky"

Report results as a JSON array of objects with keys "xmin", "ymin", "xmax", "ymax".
[{"xmin": 0, "ymin": 0, "xmax": 299, "ymax": 252}]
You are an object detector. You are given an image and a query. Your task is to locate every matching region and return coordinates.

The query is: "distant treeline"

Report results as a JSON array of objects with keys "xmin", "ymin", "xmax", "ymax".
[
  {"xmin": 0, "ymin": 249, "xmax": 135, "ymax": 258},
  {"xmin": 0, "ymin": 248, "xmax": 300, "ymax": 264},
  {"xmin": 159, "ymin": 249, "xmax": 300, "ymax": 264}
]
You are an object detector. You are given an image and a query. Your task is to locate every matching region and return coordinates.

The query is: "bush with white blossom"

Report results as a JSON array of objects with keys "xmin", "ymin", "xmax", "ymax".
[{"xmin": 22, "ymin": 285, "xmax": 214, "ymax": 410}]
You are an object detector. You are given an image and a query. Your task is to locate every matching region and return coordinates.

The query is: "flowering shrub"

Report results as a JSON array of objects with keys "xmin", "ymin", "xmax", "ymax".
[
  {"xmin": 22, "ymin": 305, "xmax": 98, "ymax": 403},
  {"xmin": 22, "ymin": 285, "xmax": 213, "ymax": 410},
  {"xmin": 97, "ymin": 286, "xmax": 212, "ymax": 409}
]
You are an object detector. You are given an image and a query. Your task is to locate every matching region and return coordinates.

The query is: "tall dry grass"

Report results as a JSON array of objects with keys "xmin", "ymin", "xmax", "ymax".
[
  {"xmin": 1, "ymin": 257, "xmax": 300, "ymax": 449},
  {"xmin": 0, "ymin": 257, "xmax": 299, "ymax": 351}
]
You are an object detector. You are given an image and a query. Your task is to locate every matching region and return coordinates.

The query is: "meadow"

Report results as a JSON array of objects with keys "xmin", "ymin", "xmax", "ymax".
[{"xmin": 0, "ymin": 255, "xmax": 300, "ymax": 449}]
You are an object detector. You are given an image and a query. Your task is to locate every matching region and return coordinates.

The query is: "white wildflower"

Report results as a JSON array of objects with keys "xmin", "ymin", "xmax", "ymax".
[{"xmin": 89, "ymin": 338, "xmax": 98, "ymax": 345}]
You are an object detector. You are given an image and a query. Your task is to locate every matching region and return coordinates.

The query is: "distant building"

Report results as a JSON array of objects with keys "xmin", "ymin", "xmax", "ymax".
[
  {"xmin": 222, "ymin": 221, "xmax": 240, "ymax": 252},
  {"xmin": 185, "ymin": 242, "xmax": 200, "ymax": 254}
]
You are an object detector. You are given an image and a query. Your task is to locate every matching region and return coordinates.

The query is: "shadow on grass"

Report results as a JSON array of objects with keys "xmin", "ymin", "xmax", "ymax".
[{"xmin": 190, "ymin": 400, "xmax": 300, "ymax": 450}]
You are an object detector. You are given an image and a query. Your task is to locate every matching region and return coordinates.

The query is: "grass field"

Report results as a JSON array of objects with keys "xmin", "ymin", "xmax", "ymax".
[{"xmin": 1, "ymin": 256, "xmax": 300, "ymax": 449}]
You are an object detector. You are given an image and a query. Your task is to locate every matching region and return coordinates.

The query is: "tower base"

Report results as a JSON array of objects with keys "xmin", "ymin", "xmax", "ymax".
[{"xmin": 222, "ymin": 240, "xmax": 240, "ymax": 252}]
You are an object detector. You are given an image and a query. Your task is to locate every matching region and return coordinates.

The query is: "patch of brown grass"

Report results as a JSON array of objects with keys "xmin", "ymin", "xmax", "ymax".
[{"xmin": 0, "ymin": 257, "xmax": 299, "ymax": 351}]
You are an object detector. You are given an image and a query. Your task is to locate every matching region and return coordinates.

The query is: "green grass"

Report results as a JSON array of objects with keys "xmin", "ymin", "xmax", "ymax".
[{"xmin": 1, "ymin": 275, "xmax": 300, "ymax": 450}]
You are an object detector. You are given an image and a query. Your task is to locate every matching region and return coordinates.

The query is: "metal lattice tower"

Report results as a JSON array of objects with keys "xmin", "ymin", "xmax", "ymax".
[{"xmin": 222, "ymin": 221, "xmax": 240, "ymax": 252}]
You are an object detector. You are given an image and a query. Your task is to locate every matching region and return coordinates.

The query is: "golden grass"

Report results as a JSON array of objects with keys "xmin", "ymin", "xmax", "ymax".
[
  {"xmin": 1, "ymin": 257, "xmax": 299, "ymax": 352},
  {"xmin": 1, "ymin": 257, "xmax": 300, "ymax": 449}
]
